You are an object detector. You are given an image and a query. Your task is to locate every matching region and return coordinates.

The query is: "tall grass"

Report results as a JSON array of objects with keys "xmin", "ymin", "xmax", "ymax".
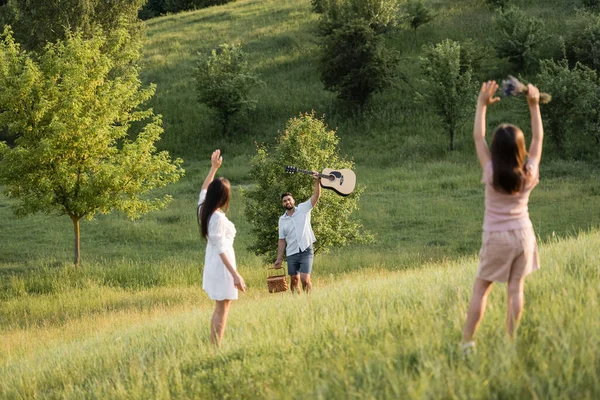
[{"xmin": 1, "ymin": 232, "xmax": 598, "ymax": 398}]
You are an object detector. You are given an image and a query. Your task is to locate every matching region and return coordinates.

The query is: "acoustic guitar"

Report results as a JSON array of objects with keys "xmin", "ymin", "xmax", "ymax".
[{"xmin": 285, "ymin": 166, "xmax": 356, "ymax": 196}]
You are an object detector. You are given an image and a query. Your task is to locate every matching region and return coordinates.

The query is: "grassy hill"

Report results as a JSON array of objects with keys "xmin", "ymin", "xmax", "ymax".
[
  {"xmin": 1, "ymin": 0, "xmax": 600, "ymax": 397},
  {"xmin": 1, "ymin": 231, "xmax": 598, "ymax": 398}
]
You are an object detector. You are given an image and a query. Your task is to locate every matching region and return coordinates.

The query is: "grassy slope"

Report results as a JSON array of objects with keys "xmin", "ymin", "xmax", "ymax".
[
  {"xmin": 1, "ymin": 0, "xmax": 600, "ymax": 397},
  {"xmin": 1, "ymin": 231, "xmax": 598, "ymax": 398}
]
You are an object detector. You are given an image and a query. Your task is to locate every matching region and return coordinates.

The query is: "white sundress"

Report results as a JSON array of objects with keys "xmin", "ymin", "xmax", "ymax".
[{"xmin": 198, "ymin": 189, "xmax": 238, "ymax": 301}]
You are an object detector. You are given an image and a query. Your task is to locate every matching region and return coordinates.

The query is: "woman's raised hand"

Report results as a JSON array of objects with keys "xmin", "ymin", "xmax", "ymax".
[
  {"xmin": 211, "ymin": 149, "xmax": 223, "ymax": 169},
  {"xmin": 526, "ymin": 84, "xmax": 540, "ymax": 107},
  {"xmin": 477, "ymin": 81, "xmax": 501, "ymax": 107}
]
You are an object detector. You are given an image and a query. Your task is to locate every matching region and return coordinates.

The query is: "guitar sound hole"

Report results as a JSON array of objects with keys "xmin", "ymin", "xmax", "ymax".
[{"xmin": 327, "ymin": 174, "xmax": 335, "ymax": 181}]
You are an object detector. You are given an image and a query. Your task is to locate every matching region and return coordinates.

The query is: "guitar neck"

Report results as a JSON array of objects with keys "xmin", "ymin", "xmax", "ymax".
[{"xmin": 294, "ymin": 168, "xmax": 330, "ymax": 179}]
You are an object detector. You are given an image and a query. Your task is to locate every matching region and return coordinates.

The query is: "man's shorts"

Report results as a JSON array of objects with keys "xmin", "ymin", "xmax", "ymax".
[{"xmin": 287, "ymin": 246, "xmax": 314, "ymax": 276}]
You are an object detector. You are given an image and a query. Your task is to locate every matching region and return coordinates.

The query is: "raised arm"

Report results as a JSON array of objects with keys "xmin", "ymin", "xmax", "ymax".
[
  {"xmin": 526, "ymin": 84, "xmax": 543, "ymax": 162},
  {"xmin": 310, "ymin": 171, "xmax": 321, "ymax": 207},
  {"xmin": 474, "ymin": 81, "xmax": 501, "ymax": 169},
  {"xmin": 202, "ymin": 149, "xmax": 223, "ymax": 191}
]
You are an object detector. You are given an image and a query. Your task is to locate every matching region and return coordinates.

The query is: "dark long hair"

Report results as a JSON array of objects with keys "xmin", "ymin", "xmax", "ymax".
[
  {"xmin": 198, "ymin": 178, "xmax": 231, "ymax": 239},
  {"xmin": 491, "ymin": 124, "xmax": 528, "ymax": 194}
]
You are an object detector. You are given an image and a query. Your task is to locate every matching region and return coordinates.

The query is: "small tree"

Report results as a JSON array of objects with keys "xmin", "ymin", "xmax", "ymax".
[
  {"xmin": 0, "ymin": 29, "xmax": 184, "ymax": 266},
  {"xmin": 492, "ymin": 6, "xmax": 546, "ymax": 72},
  {"xmin": 320, "ymin": 19, "xmax": 400, "ymax": 110},
  {"xmin": 319, "ymin": 0, "xmax": 401, "ymax": 35},
  {"xmin": 420, "ymin": 39, "xmax": 476, "ymax": 151},
  {"xmin": 582, "ymin": 0, "xmax": 600, "ymax": 11},
  {"xmin": 243, "ymin": 112, "xmax": 371, "ymax": 262},
  {"xmin": 5, "ymin": 0, "xmax": 145, "ymax": 53},
  {"xmin": 535, "ymin": 59, "xmax": 598, "ymax": 156},
  {"xmin": 404, "ymin": 0, "xmax": 434, "ymax": 33},
  {"xmin": 195, "ymin": 43, "xmax": 263, "ymax": 136},
  {"xmin": 566, "ymin": 16, "xmax": 600, "ymax": 72},
  {"xmin": 486, "ymin": 0, "xmax": 511, "ymax": 11}
]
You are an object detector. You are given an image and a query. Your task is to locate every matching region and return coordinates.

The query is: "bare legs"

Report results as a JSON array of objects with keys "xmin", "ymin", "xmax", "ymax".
[
  {"xmin": 211, "ymin": 300, "xmax": 231, "ymax": 347},
  {"xmin": 463, "ymin": 278, "xmax": 493, "ymax": 342},
  {"xmin": 506, "ymin": 277, "xmax": 525, "ymax": 338},
  {"xmin": 290, "ymin": 274, "xmax": 311, "ymax": 294},
  {"xmin": 300, "ymin": 272, "xmax": 312, "ymax": 294},
  {"xmin": 463, "ymin": 277, "xmax": 527, "ymax": 343}
]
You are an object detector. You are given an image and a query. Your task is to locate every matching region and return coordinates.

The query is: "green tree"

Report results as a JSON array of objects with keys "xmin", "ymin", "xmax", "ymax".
[
  {"xmin": 243, "ymin": 112, "xmax": 371, "ymax": 262},
  {"xmin": 319, "ymin": 0, "xmax": 401, "ymax": 35},
  {"xmin": 486, "ymin": 0, "xmax": 511, "ymax": 11},
  {"xmin": 535, "ymin": 59, "xmax": 599, "ymax": 156},
  {"xmin": 420, "ymin": 39, "xmax": 476, "ymax": 151},
  {"xmin": 5, "ymin": 0, "xmax": 145, "ymax": 52},
  {"xmin": 566, "ymin": 15, "xmax": 600, "ymax": 72},
  {"xmin": 492, "ymin": 6, "xmax": 546, "ymax": 72},
  {"xmin": 195, "ymin": 43, "xmax": 263, "ymax": 136},
  {"xmin": 404, "ymin": 0, "xmax": 434, "ymax": 33},
  {"xmin": 0, "ymin": 29, "xmax": 184, "ymax": 266},
  {"xmin": 320, "ymin": 19, "xmax": 400, "ymax": 110}
]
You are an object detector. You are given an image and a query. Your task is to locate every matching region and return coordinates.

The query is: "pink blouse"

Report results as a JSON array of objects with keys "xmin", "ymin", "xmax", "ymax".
[{"xmin": 482, "ymin": 159, "xmax": 539, "ymax": 232}]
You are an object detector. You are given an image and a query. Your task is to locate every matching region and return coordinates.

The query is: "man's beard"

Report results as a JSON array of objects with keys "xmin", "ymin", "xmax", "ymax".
[{"xmin": 284, "ymin": 205, "xmax": 294, "ymax": 210}]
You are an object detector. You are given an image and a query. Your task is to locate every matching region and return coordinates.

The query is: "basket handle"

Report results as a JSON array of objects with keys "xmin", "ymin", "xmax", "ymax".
[{"xmin": 267, "ymin": 266, "xmax": 286, "ymax": 278}]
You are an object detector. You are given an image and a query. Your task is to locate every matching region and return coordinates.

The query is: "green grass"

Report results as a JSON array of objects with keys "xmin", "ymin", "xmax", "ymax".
[
  {"xmin": 2, "ymin": 0, "xmax": 600, "ymax": 397},
  {"xmin": 1, "ymin": 232, "xmax": 598, "ymax": 398}
]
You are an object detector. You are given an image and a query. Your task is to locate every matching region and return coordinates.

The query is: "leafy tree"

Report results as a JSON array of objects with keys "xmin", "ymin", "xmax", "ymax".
[
  {"xmin": 566, "ymin": 15, "xmax": 600, "ymax": 72},
  {"xmin": 420, "ymin": 39, "xmax": 476, "ymax": 151},
  {"xmin": 535, "ymin": 59, "xmax": 599, "ymax": 156},
  {"xmin": 319, "ymin": 0, "xmax": 401, "ymax": 35},
  {"xmin": 139, "ymin": 0, "xmax": 235, "ymax": 19},
  {"xmin": 320, "ymin": 19, "xmax": 400, "ymax": 110},
  {"xmin": 404, "ymin": 0, "xmax": 434, "ymax": 33},
  {"xmin": 582, "ymin": 0, "xmax": 600, "ymax": 11},
  {"xmin": 243, "ymin": 112, "xmax": 371, "ymax": 262},
  {"xmin": 5, "ymin": 0, "xmax": 145, "ymax": 53},
  {"xmin": 195, "ymin": 43, "xmax": 263, "ymax": 136},
  {"xmin": 492, "ymin": 6, "xmax": 546, "ymax": 72},
  {"xmin": 486, "ymin": 0, "xmax": 511, "ymax": 11},
  {"xmin": 0, "ymin": 29, "xmax": 184, "ymax": 266}
]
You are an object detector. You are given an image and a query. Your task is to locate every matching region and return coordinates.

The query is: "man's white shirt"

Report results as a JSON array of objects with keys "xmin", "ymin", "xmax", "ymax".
[{"xmin": 278, "ymin": 199, "xmax": 316, "ymax": 256}]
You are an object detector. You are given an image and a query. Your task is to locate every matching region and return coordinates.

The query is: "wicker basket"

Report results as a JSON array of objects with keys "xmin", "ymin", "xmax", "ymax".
[{"xmin": 267, "ymin": 268, "xmax": 288, "ymax": 293}]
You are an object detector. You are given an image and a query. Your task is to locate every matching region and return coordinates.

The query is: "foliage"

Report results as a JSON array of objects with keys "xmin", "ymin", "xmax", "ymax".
[
  {"xmin": 535, "ymin": 59, "xmax": 599, "ymax": 157},
  {"xmin": 318, "ymin": 0, "xmax": 401, "ymax": 35},
  {"xmin": 486, "ymin": 0, "xmax": 511, "ymax": 11},
  {"xmin": 492, "ymin": 6, "xmax": 546, "ymax": 72},
  {"xmin": 582, "ymin": 0, "xmax": 600, "ymax": 11},
  {"xmin": 566, "ymin": 14, "xmax": 600, "ymax": 72},
  {"xmin": 420, "ymin": 39, "xmax": 476, "ymax": 151},
  {"xmin": 404, "ymin": 0, "xmax": 434, "ymax": 32},
  {"xmin": 139, "ymin": 0, "xmax": 235, "ymax": 19},
  {"xmin": 243, "ymin": 112, "xmax": 371, "ymax": 262},
  {"xmin": 320, "ymin": 19, "xmax": 400, "ymax": 110},
  {"xmin": 0, "ymin": 29, "xmax": 184, "ymax": 265},
  {"xmin": 195, "ymin": 43, "xmax": 263, "ymax": 136},
  {"xmin": 4, "ymin": 0, "xmax": 145, "ymax": 53}
]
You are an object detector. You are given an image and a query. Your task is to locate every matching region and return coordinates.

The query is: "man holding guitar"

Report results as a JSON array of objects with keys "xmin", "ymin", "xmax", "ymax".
[{"xmin": 273, "ymin": 171, "xmax": 321, "ymax": 293}]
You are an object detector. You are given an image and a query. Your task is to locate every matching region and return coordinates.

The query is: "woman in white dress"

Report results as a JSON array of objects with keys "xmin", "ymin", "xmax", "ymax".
[{"xmin": 197, "ymin": 149, "xmax": 246, "ymax": 347}]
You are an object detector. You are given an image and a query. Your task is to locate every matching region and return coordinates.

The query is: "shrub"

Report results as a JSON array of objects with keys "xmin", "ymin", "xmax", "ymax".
[
  {"xmin": 320, "ymin": 19, "xmax": 400, "ymax": 110},
  {"xmin": 535, "ymin": 59, "xmax": 599, "ymax": 157},
  {"xmin": 420, "ymin": 39, "xmax": 477, "ymax": 151},
  {"xmin": 566, "ymin": 15, "xmax": 600, "ymax": 72},
  {"xmin": 404, "ymin": 0, "xmax": 434, "ymax": 33},
  {"xmin": 195, "ymin": 43, "xmax": 263, "ymax": 136},
  {"xmin": 319, "ymin": 0, "xmax": 401, "ymax": 35},
  {"xmin": 492, "ymin": 6, "xmax": 546, "ymax": 72},
  {"xmin": 243, "ymin": 112, "xmax": 372, "ymax": 262}
]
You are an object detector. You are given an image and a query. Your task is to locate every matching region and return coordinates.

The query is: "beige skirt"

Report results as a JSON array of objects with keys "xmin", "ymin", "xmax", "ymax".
[{"xmin": 477, "ymin": 227, "xmax": 540, "ymax": 283}]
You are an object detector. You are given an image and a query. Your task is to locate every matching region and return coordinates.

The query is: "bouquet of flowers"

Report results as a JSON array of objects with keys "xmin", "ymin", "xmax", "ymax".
[{"xmin": 502, "ymin": 75, "xmax": 552, "ymax": 104}]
